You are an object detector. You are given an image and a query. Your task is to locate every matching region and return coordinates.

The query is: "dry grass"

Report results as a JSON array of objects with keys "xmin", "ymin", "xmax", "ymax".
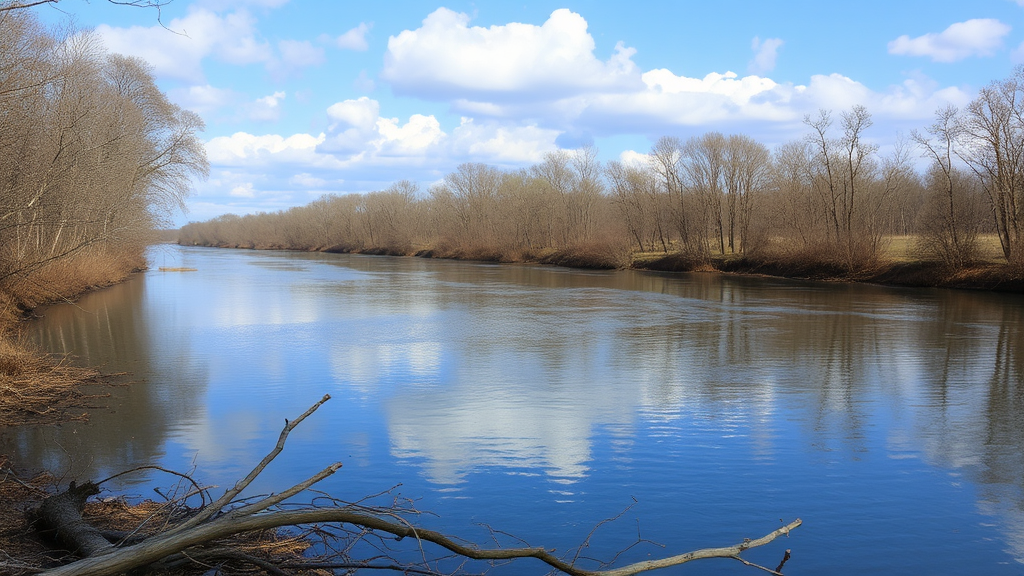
[
  {"xmin": 0, "ymin": 462, "xmax": 55, "ymax": 569},
  {"xmin": 0, "ymin": 247, "xmax": 143, "ymax": 427},
  {"xmin": 881, "ymin": 234, "xmax": 1006, "ymax": 264},
  {"xmin": 0, "ymin": 248, "xmax": 143, "ymax": 325},
  {"xmin": 0, "ymin": 460, "xmax": 322, "ymax": 576},
  {"xmin": 0, "ymin": 336, "xmax": 108, "ymax": 427}
]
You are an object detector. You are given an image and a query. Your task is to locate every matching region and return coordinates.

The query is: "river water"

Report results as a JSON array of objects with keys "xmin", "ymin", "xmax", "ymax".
[{"xmin": 4, "ymin": 245, "xmax": 1023, "ymax": 574}]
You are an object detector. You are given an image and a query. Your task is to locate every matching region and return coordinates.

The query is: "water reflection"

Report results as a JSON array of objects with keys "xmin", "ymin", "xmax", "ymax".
[
  {"xmin": 2, "ymin": 274, "xmax": 208, "ymax": 484},
  {"xmin": 3, "ymin": 246, "xmax": 1023, "ymax": 573}
]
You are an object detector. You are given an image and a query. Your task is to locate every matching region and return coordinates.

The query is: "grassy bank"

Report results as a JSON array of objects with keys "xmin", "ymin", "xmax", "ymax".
[
  {"xmin": 185, "ymin": 234, "xmax": 1023, "ymax": 293},
  {"xmin": 630, "ymin": 234, "xmax": 1023, "ymax": 292},
  {"xmin": 0, "ymin": 247, "xmax": 144, "ymax": 427},
  {"xmin": 633, "ymin": 252, "xmax": 1024, "ymax": 292}
]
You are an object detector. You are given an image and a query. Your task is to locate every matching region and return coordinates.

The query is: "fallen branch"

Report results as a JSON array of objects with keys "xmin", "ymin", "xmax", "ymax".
[
  {"xmin": 36, "ymin": 481, "xmax": 113, "ymax": 558},
  {"xmin": 34, "ymin": 395, "xmax": 802, "ymax": 576}
]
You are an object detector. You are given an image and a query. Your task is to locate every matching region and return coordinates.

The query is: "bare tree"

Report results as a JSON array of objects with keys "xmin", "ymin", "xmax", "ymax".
[
  {"xmin": 912, "ymin": 106, "xmax": 983, "ymax": 268},
  {"xmin": 959, "ymin": 66, "xmax": 1024, "ymax": 266},
  {"xmin": 803, "ymin": 106, "xmax": 880, "ymax": 269},
  {"xmin": 650, "ymin": 137, "xmax": 701, "ymax": 256},
  {"xmin": 724, "ymin": 135, "xmax": 772, "ymax": 254},
  {"xmin": 0, "ymin": 10, "xmax": 207, "ymax": 291}
]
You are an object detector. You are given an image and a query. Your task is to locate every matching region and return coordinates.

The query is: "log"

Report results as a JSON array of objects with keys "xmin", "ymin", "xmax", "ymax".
[
  {"xmin": 34, "ymin": 395, "xmax": 802, "ymax": 576},
  {"xmin": 36, "ymin": 481, "xmax": 114, "ymax": 558}
]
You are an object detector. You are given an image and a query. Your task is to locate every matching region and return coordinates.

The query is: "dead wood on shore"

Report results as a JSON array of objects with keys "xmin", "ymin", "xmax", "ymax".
[
  {"xmin": 0, "ymin": 335, "xmax": 122, "ymax": 427},
  {"xmin": 12, "ymin": 395, "xmax": 801, "ymax": 576}
]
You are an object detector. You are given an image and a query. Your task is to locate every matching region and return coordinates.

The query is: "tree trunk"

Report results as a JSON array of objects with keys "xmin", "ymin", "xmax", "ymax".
[{"xmin": 37, "ymin": 481, "xmax": 115, "ymax": 558}]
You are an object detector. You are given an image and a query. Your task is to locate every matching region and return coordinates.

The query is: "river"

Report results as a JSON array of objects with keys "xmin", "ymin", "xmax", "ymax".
[{"xmin": 3, "ymin": 245, "xmax": 1023, "ymax": 574}]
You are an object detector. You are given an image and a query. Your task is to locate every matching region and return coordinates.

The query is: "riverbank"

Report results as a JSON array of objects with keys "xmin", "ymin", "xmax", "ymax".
[
  {"xmin": 0, "ymin": 249, "xmax": 145, "ymax": 427},
  {"xmin": 186, "ymin": 238, "xmax": 1024, "ymax": 294},
  {"xmin": 633, "ymin": 252, "xmax": 1024, "ymax": 293}
]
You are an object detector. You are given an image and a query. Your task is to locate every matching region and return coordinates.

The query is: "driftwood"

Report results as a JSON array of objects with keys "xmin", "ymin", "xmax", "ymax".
[
  {"xmin": 36, "ymin": 481, "xmax": 113, "ymax": 558},
  {"xmin": 34, "ymin": 394, "xmax": 802, "ymax": 576}
]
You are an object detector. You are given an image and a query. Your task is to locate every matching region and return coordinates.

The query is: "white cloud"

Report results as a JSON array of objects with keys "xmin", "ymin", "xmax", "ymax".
[
  {"xmin": 169, "ymin": 84, "xmax": 237, "ymax": 114},
  {"xmin": 381, "ymin": 8, "xmax": 642, "ymax": 99},
  {"xmin": 206, "ymin": 132, "xmax": 331, "ymax": 168},
  {"xmin": 203, "ymin": 98, "xmax": 559, "ymax": 196},
  {"xmin": 888, "ymin": 19, "xmax": 1011, "ymax": 62},
  {"xmin": 320, "ymin": 97, "xmax": 380, "ymax": 154},
  {"xmin": 97, "ymin": 7, "xmax": 325, "ymax": 85},
  {"xmin": 96, "ymin": 8, "xmax": 270, "ymax": 83},
  {"xmin": 749, "ymin": 36, "xmax": 783, "ymax": 75},
  {"xmin": 229, "ymin": 182, "xmax": 256, "ymax": 198},
  {"xmin": 336, "ymin": 22, "xmax": 371, "ymax": 51},
  {"xmin": 248, "ymin": 91, "xmax": 286, "ymax": 122},
  {"xmin": 376, "ymin": 114, "xmax": 445, "ymax": 156},
  {"xmin": 327, "ymin": 97, "xmax": 379, "ymax": 131},
  {"xmin": 575, "ymin": 70, "xmax": 972, "ymax": 138},
  {"xmin": 376, "ymin": 9, "xmax": 968, "ymax": 142},
  {"xmin": 619, "ymin": 150, "xmax": 651, "ymax": 167},
  {"xmin": 449, "ymin": 118, "xmax": 558, "ymax": 163}
]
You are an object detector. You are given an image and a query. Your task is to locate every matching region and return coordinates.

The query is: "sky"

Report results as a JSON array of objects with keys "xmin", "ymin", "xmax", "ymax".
[{"xmin": 32, "ymin": 0, "xmax": 1024, "ymax": 225}]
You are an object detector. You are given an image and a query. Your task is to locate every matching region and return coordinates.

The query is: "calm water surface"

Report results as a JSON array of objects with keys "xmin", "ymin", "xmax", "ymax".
[{"xmin": 4, "ymin": 245, "xmax": 1024, "ymax": 574}]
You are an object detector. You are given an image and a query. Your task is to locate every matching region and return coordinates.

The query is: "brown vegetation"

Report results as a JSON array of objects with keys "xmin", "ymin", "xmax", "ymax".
[
  {"xmin": 0, "ymin": 7, "xmax": 208, "ymax": 426},
  {"xmin": 180, "ymin": 68, "xmax": 1024, "ymax": 291}
]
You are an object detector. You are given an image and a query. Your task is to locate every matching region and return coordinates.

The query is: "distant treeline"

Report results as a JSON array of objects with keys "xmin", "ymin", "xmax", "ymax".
[
  {"xmin": 181, "ymin": 68, "xmax": 1024, "ymax": 277},
  {"xmin": 0, "ymin": 9, "xmax": 208, "ymax": 318}
]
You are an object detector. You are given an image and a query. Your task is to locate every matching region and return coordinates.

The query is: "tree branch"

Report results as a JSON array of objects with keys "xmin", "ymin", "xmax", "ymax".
[{"xmin": 35, "ymin": 395, "xmax": 801, "ymax": 576}]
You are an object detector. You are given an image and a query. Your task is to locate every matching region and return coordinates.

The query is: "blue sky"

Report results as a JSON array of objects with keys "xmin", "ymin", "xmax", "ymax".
[{"xmin": 34, "ymin": 0, "xmax": 1024, "ymax": 225}]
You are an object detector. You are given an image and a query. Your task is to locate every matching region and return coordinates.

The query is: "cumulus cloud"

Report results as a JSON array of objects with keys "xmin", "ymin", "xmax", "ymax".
[
  {"xmin": 206, "ymin": 132, "xmax": 330, "ymax": 168},
  {"xmin": 888, "ymin": 19, "xmax": 1011, "ymax": 62},
  {"xmin": 449, "ymin": 118, "xmax": 559, "ymax": 164},
  {"xmin": 619, "ymin": 150, "xmax": 651, "ymax": 167},
  {"xmin": 574, "ymin": 70, "xmax": 972, "ymax": 139},
  {"xmin": 205, "ymin": 98, "xmax": 558, "ymax": 187},
  {"xmin": 749, "ymin": 36, "xmax": 783, "ymax": 74},
  {"xmin": 336, "ymin": 22, "xmax": 372, "ymax": 51},
  {"xmin": 381, "ymin": 8, "xmax": 642, "ymax": 100},
  {"xmin": 375, "ymin": 9, "xmax": 969, "ymax": 143},
  {"xmin": 1014, "ymin": 41, "xmax": 1024, "ymax": 64}
]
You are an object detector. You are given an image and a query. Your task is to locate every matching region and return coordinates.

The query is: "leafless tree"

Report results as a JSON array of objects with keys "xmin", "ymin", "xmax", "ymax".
[
  {"xmin": 912, "ymin": 106, "xmax": 984, "ymax": 268},
  {"xmin": 959, "ymin": 66, "xmax": 1024, "ymax": 266},
  {"xmin": 803, "ymin": 105, "xmax": 881, "ymax": 269}
]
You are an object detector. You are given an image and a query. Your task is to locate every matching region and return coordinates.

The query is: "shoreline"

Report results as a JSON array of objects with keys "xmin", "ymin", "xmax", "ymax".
[
  {"xmin": 182, "ymin": 241, "xmax": 1024, "ymax": 294},
  {"xmin": 0, "ymin": 263, "xmax": 144, "ymax": 429}
]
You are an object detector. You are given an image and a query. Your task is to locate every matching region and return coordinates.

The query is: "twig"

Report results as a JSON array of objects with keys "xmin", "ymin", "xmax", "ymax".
[
  {"xmin": 35, "ymin": 395, "xmax": 801, "ymax": 576},
  {"xmin": 96, "ymin": 464, "xmax": 208, "ymax": 508},
  {"xmin": 167, "ymin": 393, "xmax": 330, "ymax": 533}
]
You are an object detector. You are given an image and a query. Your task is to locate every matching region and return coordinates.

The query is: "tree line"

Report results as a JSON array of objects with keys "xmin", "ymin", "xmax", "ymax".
[
  {"xmin": 0, "ymin": 7, "xmax": 208, "ymax": 313},
  {"xmin": 181, "ymin": 69, "xmax": 1024, "ymax": 275}
]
